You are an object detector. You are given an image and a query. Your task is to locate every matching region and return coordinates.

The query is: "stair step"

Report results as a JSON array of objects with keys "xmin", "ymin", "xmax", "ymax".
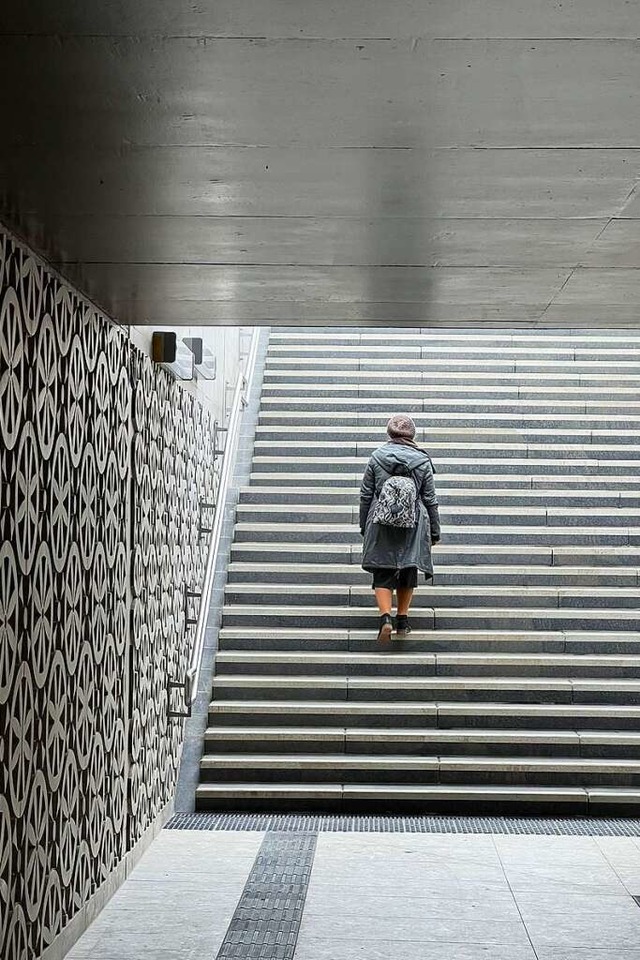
[
  {"xmin": 198, "ymin": 752, "xmax": 640, "ymax": 786},
  {"xmin": 268, "ymin": 330, "xmax": 640, "ymax": 344},
  {"xmin": 203, "ymin": 726, "xmax": 640, "ymax": 758},
  {"xmin": 194, "ymin": 782, "xmax": 640, "ymax": 813},
  {"xmin": 268, "ymin": 345, "xmax": 640, "ymax": 360},
  {"xmin": 236, "ymin": 503, "xmax": 640, "ymax": 527},
  {"xmin": 208, "ymin": 700, "xmax": 640, "ymax": 730},
  {"xmin": 252, "ymin": 458, "xmax": 640, "ymax": 477},
  {"xmin": 255, "ymin": 425, "xmax": 640, "ymax": 445},
  {"xmin": 261, "ymin": 398, "xmax": 640, "ymax": 414},
  {"xmin": 262, "ymin": 374, "xmax": 640, "ymax": 390},
  {"xmin": 260, "ymin": 411, "xmax": 640, "ymax": 427},
  {"xmin": 268, "ymin": 335, "xmax": 640, "ymax": 346},
  {"xmin": 224, "ymin": 583, "xmax": 640, "ymax": 610},
  {"xmin": 230, "ymin": 542, "xmax": 640, "ymax": 566},
  {"xmin": 263, "ymin": 379, "xmax": 637, "ymax": 391},
  {"xmin": 221, "ymin": 605, "xmax": 640, "ymax": 632},
  {"xmin": 240, "ymin": 486, "xmax": 640, "ymax": 508},
  {"xmin": 250, "ymin": 471, "xmax": 640, "ymax": 489},
  {"xmin": 233, "ymin": 523, "xmax": 640, "ymax": 545},
  {"xmin": 253, "ymin": 441, "xmax": 640, "ymax": 461},
  {"xmin": 214, "ymin": 651, "xmax": 640, "ymax": 679},
  {"xmin": 211, "ymin": 675, "xmax": 640, "ymax": 704},
  {"xmin": 262, "ymin": 391, "xmax": 640, "ymax": 408},
  {"xmin": 225, "ymin": 582, "xmax": 640, "ymax": 607},
  {"xmin": 265, "ymin": 356, "xmax": 640, "ymax": 373},
  {"xmin": 218, "ymin": 628, "xmax": 640, "ymax": 655},
  {"xmin": 266, "ymin": 376, "xmax": 640, "ymax": 386},
  {"xmin": 227, "ymin": 562, "xmax": 640, "ymax": 587}
]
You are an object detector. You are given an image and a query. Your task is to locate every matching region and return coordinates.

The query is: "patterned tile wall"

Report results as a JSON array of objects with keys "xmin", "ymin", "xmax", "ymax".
[
  {"xmin": 128, "ymin": 350, "xmax": 216, "ymax": 847},
  {"xmin": 0, "ymin": 228, "xmax": 219, "ymax": 959}
]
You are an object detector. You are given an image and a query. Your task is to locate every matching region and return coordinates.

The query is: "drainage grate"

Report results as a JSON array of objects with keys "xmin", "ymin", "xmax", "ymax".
[
  {"xmin": 167, "ymin": 812, "xmax": 640, "ymax": 836},
  {"xmin": 214, "ymin": 831, "xmax": 317, "ymax": 960}
]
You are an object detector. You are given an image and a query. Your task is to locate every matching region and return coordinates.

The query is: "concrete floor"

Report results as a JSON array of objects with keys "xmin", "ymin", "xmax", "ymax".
[{"xmin": 67, "ymin": 827, "xmax": 640, "ymax": 960}]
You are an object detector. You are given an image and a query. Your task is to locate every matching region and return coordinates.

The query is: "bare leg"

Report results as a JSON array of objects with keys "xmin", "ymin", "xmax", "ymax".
[
  {"xmin": 374, "ymin": 588, "xmax": 393, "ymax": 616},
  {"xmin": 397, "ymin": 587, "xmax": 414, "ymax": 616}
]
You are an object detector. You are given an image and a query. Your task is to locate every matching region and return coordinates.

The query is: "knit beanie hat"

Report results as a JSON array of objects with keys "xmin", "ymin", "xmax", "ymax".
[{"xmin": 386, "ymin": 414, "xmax": 416, "ymax": 441}]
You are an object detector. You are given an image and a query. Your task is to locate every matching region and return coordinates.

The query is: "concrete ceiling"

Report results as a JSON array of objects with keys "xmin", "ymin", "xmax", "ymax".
[{"xmin": 1, "ymin": 1, "xmax": 639, "ymax": 327}]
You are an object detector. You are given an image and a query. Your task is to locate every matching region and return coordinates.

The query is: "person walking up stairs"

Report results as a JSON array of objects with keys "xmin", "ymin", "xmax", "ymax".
[
  {"xmin": 196, "ymin": 327, "xmax": 640, "ymax": 813},
  {"xmin": 359, "ymin": 414, "xmax": 441, "ymax": 643}
]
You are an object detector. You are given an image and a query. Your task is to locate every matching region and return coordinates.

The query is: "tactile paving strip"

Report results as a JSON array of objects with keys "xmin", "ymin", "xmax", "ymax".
[
  {"xmin": 167, "ymin": 812, "xmax": 640, "ymax": 836},
  {"xmin": 214, "ymin": 832, "xmax": 317, "ymax": 960}
]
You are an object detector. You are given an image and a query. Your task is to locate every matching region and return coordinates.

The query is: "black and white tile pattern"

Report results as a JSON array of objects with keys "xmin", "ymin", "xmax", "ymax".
[{"xmin": 0, "ymin": 227, "xmax": 221, "ymax": 960}]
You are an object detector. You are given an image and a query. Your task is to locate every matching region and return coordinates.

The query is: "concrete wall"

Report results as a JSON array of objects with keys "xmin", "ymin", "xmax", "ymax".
[{"xmin": 0, "ymin": 225, "xmax": 247, "ymax": 960}]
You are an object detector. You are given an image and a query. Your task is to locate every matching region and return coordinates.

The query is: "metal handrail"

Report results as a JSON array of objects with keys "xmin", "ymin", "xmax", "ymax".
[{"xmin": 180, "ymin": 328, "xmax": 260, "ymax": 711}]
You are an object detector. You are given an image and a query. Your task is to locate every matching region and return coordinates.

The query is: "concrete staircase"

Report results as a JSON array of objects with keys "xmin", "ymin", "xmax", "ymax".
[{"xmin": 196, "ymin": 329, "xmax": 640, "ymax": 813}]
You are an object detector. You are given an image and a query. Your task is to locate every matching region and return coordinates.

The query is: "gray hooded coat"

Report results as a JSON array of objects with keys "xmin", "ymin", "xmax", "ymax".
[{"xmin": 359, "ymin": 442, "xmax": 441, "ymax": 579}]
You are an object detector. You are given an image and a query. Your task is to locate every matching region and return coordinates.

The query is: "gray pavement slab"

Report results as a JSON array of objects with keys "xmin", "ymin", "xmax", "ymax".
[
  {"xmin": 535, "ymin": 951, "xmax": 640, "ymax": 960},
  {"xmin": 516, "ymin": 889, "xmax": 640, "ymax": 952},
  {"xmin": 297, "ymin": 910, "xmax": 532, "ymax": 947},
  {"xmin": 293, "ymin": 942, "xmax": 538, "ymax": 960},
  {"xmin": 495, "ymin": 840, "xmax": 628, "ymax": 896},
  {"xmin": 302, "ymin": 889, "xmax": 522, "ymax": 923},
  {"xmin": 63, "ymin": 827, "xmax": 640, "ymax": 960},
  {"xmin": 66, "ymin": 830, "xmax": 264, "ymax": 960},
  {"xmin": 595, "ymin": 836, "xmax": 640, "ymax": 894}
]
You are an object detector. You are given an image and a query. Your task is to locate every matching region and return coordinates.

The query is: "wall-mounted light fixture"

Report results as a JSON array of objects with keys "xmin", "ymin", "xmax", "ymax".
[
  {"xmin": 184, "ymin": 337, "xmax": 217, "ymax": 380},
  {"xmin": 151, "ymin": 332, "xmax": 194, "ymax": 380}
]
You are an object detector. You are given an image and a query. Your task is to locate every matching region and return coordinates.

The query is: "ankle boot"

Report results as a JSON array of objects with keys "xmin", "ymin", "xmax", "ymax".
[{"xmin": 377, "ymin": 613, "xmax": 393, "ymax": 642}]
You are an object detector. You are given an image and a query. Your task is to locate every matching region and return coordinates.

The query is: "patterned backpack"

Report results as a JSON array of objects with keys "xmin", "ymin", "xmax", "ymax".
[{"xmin": 372, "ymin": 468, "xmax": 418, "ymax": 528}]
